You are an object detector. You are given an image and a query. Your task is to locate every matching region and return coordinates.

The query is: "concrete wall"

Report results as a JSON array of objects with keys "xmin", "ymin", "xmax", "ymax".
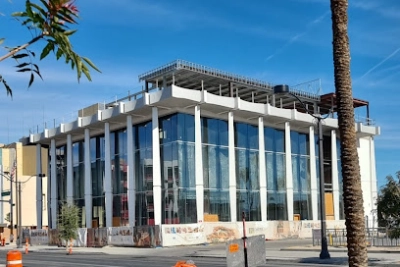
[{"xmin": 161, "ymin": 220, "xmax": 346, "ymax": 247}]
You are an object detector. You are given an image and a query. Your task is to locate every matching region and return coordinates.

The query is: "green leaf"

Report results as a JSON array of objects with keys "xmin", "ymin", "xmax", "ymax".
[
  {"xmin": 29, "ymin": 3, "xmax": 47, "ymax": 18},
  {"xmin": 40, "ymin": 42, "xmax": 54, "ymax": 60},
  {"xmin": 12, "ymin": 53, "xmax": 29, "ymax": 59},
  {"xmin": 11, "ymin": 12, "xmax": 25, "ymax": 17},
  {"xmin": 28, "ymin": 73, "xmax": 34, "ymax": 87},
  {"xmin": 16, "ymin": 68, "xmax": 32, "ymax": 72},
  {"xmin": 56, "ymin": 48, "xmax": 63, "ymax": 60},
  {"xmin": 39, "ymin": 0, "xmax": 49, "ymax": 11},
  {"xmin": 1, "ymin": 78, "xmax": 12, "ymax": 97},
  {"xmin": 82, "ymin": 64, "xmax": 91, "ymax": 82},
  {"xmin": 64, "ymin": 30, "xmax": 77, "ymax": 36},
  {"xmin": 15, "ymin": 62, "xmax": 29, "ymax": 68},
  {"xmin": 33, "ymin": 69, "xmax": 43, "ymax": 80},
  {"xmin": 82, "ymin": 57, "xmax": 101, "ymax": 73},
  {"xmin": 0, "ymin": 38, "xmax": 4, "ymax": 45}
]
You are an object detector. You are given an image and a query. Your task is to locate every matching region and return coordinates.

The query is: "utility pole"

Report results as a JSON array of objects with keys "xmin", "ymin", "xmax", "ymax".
[
  {"xmin": 9, "ymin": 171, "xmax": 13, "ymax": 243},
  {"xmin": 17, "ymin": 182, "xmax": 22, "ymax": 248}
]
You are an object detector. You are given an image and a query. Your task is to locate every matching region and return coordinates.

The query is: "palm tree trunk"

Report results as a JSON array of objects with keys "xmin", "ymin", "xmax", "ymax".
[{"xmin": 330, "ymin": 0, "xmax": 368, "ymax": 266}]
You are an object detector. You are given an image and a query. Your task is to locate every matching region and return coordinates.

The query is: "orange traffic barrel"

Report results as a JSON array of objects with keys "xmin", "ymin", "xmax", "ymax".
[
  {"xmin": 6, "ymin": 250, "xmax": 22, "ymax": 267},
  {"xmin": 173, "ymin": 260, "xmax": 197, "ymax": 267}
]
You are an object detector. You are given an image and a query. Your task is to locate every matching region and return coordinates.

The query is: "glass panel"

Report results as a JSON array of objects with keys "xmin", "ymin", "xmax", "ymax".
[
  {"xmin": 218, "ymin": 120, "xmax": 228, "ymax": 146},
  {"xmin": 204, "ymin": 189, "xmax": 230, "ymax": 222},
  {"xmin": 275, "ymin": 130, "xmax": 285, "ymax": 152},
  {"xmin": 276, "ymin": 153, "xmax": 286, "ymax": 191},
  {"xmin": 291, "ymin": 132, "xmax": 299, "ymax": 155},
  {"xmin": 92, "ymin": 196, "xmax": 105, "ymax": 228},
  {"xmin": 267, "ymin": 191, "xmax": 288, "ymax": 220},
  {"xmin": 74, "ymin": 198, "xmax": 85, "ymax": 227},
  {"xmin": 92, "ymin": 159, "xmax": 104, "ymax": 197},
  {"xmin": 185, "ymin": 114, "xmax": 195, "ymax": 142},
  {"xmin": 248, "ymin": 125, "xmax": 258, "ymax": 149},
  {"xmin": 237, "ymin": 191, "xmax": 261, "ymax": 221},
  {"xmin": 73, "ymin": 162, "xmax": 85, "ymax": 199},
  {"xmin": 235, "ymin": 123, "xmax": 248, "ymax": 148},
  {"xmin": 113, "ymin": 194, "xmax": 129, "ymax": 226},
  {"xmin": 236, "ymin": 149, "xmax": 247, "ymax": 189}
]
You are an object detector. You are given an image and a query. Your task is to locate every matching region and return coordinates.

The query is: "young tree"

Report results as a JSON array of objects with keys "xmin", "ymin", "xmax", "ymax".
[
  {"xmin": 330, "ymin": 0, "xmax": 368, "ymax": 266},
  {"xmin": 58, "ymin": 202, "xmax": 80, "ymax": 255},
  {"xmin": 0, "ymin": 0, "xmax": 100, "ymax": 96},
  {"xmin": 377, "ymin": 172, "xmax": 400, "ymax": 238}
]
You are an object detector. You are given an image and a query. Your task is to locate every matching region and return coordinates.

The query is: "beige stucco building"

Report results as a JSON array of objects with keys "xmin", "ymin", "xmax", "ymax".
[{"xmin": 0, "ymin": 142, "xmax": 48, "ymax": 242}]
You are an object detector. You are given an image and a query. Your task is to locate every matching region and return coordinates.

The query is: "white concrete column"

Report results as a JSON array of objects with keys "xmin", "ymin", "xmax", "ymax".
[
  {"xmin": 228, "ymin": 111, "xmax": 237, "ymax": 222},
  {"xmin": 309, "ymin": 126, "xmax": 318, "ymax": 221},
  {"xmin": 369, "ymin": 137, "xmax": 378, "ymax": 228},
  {"xmin": 66, "ymin": 134, "xmax": 73, "ymax": 204},
  {"xmin": 258, "ymin": 117, "xmax": 267, "ymax": 221},
  {"xmin": 127, "ymin": 115, "xmax": 136, "ymax": 227},
  {"xmin": 152, "ymin": 107, "xmax": 162, "ymax": 226},
  {"xmin": 36, "ymin": 144, "xmax": 43, "ymax": 229},
  {"xmin": 284, "ymin": 122, "xmax": 294, "ymax": 221},
  {"xmin": 104, "ymin": 123, "xmax": 113, "ymax": 227},
  {"xmin": 331, "ymin": 130, "xmax": 340, "ymax": 220},
  {"xmin": 50, "ymin": 139, "xmax": 57, "ymax": 229},
  {"xmin": 84, "ymin": 129, "xmax": 92, "ymax": 228},
  {"xmin": 195, "ymin": 105, "xmax": 204, "ymax": 223}
]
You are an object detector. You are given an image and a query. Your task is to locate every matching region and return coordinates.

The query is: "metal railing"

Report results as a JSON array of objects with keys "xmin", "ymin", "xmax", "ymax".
[{"xmin": 313, "ymin": 228, "xmax": 400, "ymax": 247}]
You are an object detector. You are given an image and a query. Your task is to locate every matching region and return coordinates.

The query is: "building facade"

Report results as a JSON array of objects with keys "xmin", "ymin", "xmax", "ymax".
[
  {"xmin": 0, "ymin": 142, "xmax": 48, "ymax": 242},
  {"xmin": 22, "ymin": 60, "xmax": 380, "ymax": 234}
]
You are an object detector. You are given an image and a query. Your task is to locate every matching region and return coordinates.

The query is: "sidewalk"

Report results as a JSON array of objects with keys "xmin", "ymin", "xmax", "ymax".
[{"xmin": 1, "ymin": 242, "xmax": 400, "ymax": 266}]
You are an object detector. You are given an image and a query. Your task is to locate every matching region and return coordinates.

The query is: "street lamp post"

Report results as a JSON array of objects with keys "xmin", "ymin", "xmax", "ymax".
[{"xmin": 273, "ymin": 84, "xmax": 330, "ymax": 259}]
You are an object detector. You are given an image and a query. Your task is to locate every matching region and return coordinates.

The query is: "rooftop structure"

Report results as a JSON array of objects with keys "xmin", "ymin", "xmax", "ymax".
[
  {"xmin": 138, "ymin": 59, "xmax": 370, "ymax": 119},
  {"xmin": 27, "ymin": 60, "xmax": 372, "ymax": 137}
]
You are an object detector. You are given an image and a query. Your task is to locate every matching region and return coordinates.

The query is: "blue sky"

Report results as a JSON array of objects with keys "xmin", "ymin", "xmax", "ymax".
[{"xmin": 0, "ymin": 0, "xmax": 399, "ymax": 187}]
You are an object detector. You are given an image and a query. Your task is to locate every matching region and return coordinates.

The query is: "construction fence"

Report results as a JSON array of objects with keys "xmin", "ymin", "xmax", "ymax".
[{"xmin": 23, "ymin": 225, "xmax": 161, "ymax": 247}]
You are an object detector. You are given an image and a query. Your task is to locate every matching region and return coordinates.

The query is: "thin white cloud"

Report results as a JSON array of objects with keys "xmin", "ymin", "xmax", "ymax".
[
  {"xmin": 352, "ymin": 0, "xmax": 400, "ymax": 20},
  {"xmin": 356, "ymin": 47, "xmax": 400, "ymax": 81},
  {"xmin": 265, "ymin": 11, "xmax": 329, "ymax": 61}
]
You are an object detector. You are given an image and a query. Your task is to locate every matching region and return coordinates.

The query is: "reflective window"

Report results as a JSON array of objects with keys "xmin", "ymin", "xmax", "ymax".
[
  {"xmin": 291, "ymin": 131, "xmax": 312, "ymax": 220},
  {"xmin": 160, "ymin": 113, "xmax": 196, "ymax": 224},
  {"xmin": 235, "ymin": 123, "xmax": 258, "ymax": 149},
  {"xmin": 202, "ymin": 117, "xmax": 230, "ymax": 221},
  {"xmin": 202, "ymin": 118, "xmax": 228, "ymax": 146},
  {"xmin": 56, "ymin": 146, "xmax": 67, "ymax": 208},
  {"xmin": 265, "ymin": 127, "xmax": 287, "ymax": 220},
  {"xmin": 72, "ymin": 141, "xmax": 84, "ymax": 200},
  {"xmin": 235, "ymin": 122, "xmax": 261, "ymax": 221},
  {"xmin": 265, "ymin": 128, "xmax": 284, "ymax": 152},
  {"xmin": 134, "ymin": 121, "xmax": 154, "ymax": 226},
  {"xmin": 337, "ymin": 139, "xmax": 345, "ymax": 220}
]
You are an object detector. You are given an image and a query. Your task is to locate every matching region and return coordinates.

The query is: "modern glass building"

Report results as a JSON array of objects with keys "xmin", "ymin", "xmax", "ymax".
[{"xmin": 22, "ymin": 60, "xmax": 380, "ymax": 230}]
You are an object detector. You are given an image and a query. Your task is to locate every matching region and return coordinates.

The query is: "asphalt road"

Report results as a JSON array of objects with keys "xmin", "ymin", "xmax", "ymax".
[{"xmin": 0, "ymin": 251, "xmax": 349, "ymax": 267}]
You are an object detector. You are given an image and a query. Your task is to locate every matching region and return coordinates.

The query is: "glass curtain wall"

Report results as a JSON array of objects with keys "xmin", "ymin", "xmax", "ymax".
[
  {"xmin": 160, "ymin": 113, "xmax": 197, "ymax": 224},
  {"xmin": 265, "ymin": 128, "xmax": 287, "ymax": 220},
  {"xmin": 202, "ymin": 118, "xmax": 230, "ymax": 222},
  {"xmin": 235, "ymin": 123, "xmax": 261, "ymax": 221},
  {"xmin": 111, "ymin": 130, "xmax": 129, "ymax": 226},
  {"xmin": 134, "ymin": 122, "xmax": 154, "ymax": 226},
  {"xmin": 291, "ymin": 132, "xmax": 312, "ymax": 220},
  {"xmin": 72, "ymin": 141, "xmax": 85, "ymax": 226},
  {"xmin": 337, "ymin": 139, "xmax": 345, "ymax": 219},
  {"xmin": 90, "ymin": 136, "xmax": 106, "ymax": 228},
  {"xmin": 56, "ymin": 146, "xmax": 67, "ymax": 215}
]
